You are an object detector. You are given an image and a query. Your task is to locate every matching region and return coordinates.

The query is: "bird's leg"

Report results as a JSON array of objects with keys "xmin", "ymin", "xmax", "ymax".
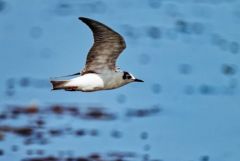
[{"xmin": 64, "ymin": 86, "xmax": 78, "ymax": 91}]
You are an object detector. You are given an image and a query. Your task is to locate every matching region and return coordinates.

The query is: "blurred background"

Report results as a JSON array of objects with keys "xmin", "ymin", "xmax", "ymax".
[{"xmin": 0, "ymin": 0, "xmax": 240, "ymax": 161}]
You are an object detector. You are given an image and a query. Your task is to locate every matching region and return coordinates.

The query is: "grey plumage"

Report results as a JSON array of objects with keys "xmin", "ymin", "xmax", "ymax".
[
  {"xmin": 79, "ymin": 17, "xmax": 126, "ymax": 74},
  {"xmin": 50, "ymin": 17, "xmax": 143, "ymax": 92}
]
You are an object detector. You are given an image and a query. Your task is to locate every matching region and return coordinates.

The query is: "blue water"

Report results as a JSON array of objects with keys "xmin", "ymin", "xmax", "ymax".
[{"xmin": 0, "ymin": 0, "xmax": 240, "ymax": 161}]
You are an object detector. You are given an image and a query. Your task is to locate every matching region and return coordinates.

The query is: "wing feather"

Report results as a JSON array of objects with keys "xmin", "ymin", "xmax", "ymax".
[{"xmin": 79, "ymin": 17, "xmax": 126, "ymax": 74}]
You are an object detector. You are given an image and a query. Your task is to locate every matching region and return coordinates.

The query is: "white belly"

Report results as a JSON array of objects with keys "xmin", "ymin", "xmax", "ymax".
[{"xmin": 65, "ymin": 74, "xmax": 104, "ymax": 91}]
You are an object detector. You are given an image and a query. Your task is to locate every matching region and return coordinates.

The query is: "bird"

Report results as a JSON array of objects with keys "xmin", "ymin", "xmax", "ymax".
[{"xmin": 50, "ymin": 17, "xmax": 143, "ymax": 92}]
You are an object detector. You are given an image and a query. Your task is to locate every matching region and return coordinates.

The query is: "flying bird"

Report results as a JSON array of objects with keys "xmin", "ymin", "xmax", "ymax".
[{"xmin": 50, "ymin": 17, "xmax": 143, "ymax": 92}]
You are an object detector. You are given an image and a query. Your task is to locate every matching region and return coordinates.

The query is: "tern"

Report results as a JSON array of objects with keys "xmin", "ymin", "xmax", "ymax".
[{"xmin": 50, "ymin": 17, "xmax": 144, "ymax": 92}]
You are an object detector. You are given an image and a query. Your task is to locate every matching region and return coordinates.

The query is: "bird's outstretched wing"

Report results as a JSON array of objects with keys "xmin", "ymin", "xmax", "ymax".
[{"xmin": 79, "ymin": 17, "xmax": 126, "ymax": 74}]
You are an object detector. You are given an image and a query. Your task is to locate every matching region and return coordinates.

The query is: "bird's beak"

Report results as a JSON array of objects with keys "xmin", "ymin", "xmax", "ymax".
[{"xmin": 134, "ymin": 78, "xmax": 144, "ymax": 82}]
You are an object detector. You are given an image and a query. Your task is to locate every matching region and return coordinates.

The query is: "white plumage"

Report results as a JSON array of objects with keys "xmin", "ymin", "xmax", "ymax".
[{"xmin": 50, "ymin": 17, "xmax": 143, "ymax": 92}]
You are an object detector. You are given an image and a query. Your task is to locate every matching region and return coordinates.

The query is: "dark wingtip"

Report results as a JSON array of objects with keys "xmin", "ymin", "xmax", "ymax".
[
  {"xmin": 78, "ymin": 17, "xmax": 89, "ymax": 22},
  {"xmin": 78, "ymin": 17, "xmax": 84, "ymax": 20}
]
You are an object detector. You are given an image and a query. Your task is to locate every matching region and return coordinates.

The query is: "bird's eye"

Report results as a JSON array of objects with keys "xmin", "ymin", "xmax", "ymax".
[
  {"xmin": 127, "ymin": 75, "xmax": 131, "ymax": 79},
  {"xmin": 123, "ymin": 71, "xmax": 131, "ymax": 80}
]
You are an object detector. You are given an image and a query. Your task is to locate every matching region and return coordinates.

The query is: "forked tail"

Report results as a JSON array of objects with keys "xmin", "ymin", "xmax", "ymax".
[{"xmin": 50, "ymin": 80, "xmax": 68, "ymax": 90}]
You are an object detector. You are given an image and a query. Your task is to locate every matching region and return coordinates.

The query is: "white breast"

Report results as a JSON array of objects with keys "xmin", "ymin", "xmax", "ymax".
[{"xmin": 65, "ymin": 74, "xmax": 104, "ymax": 91}]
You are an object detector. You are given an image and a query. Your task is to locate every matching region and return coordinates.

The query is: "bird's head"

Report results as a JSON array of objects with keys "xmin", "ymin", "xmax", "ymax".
[{"xmin": 122, "ymin": 71, "xmax": 144, "ymax": 83}]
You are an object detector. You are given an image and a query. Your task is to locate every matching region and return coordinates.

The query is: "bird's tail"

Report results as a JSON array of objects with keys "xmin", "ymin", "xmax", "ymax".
[{"xmin": 50, "ymin": 80, "xmax": 68, "ymax": 90}]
